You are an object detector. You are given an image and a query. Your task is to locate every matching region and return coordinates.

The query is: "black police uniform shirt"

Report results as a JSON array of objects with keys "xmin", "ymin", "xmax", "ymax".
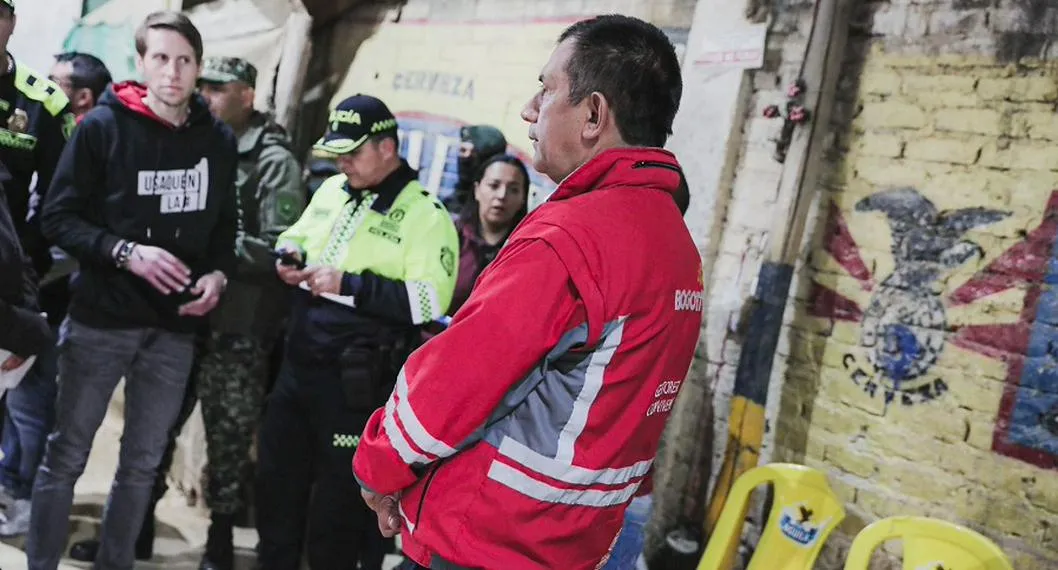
[{"xmin": 0, "ymin": 56, "xmax": 75, "ymax": 275}]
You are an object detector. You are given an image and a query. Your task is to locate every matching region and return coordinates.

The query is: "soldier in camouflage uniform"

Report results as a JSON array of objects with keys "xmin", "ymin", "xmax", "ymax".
[{"xmin": 194, "ymin": 56, "xmax": 306, "ymax": 570}]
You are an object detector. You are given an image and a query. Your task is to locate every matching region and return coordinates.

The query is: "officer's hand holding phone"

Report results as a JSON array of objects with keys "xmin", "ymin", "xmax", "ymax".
[{"xmin": 274, "ymin": 248, "xmax": 308, "ymax": 286}]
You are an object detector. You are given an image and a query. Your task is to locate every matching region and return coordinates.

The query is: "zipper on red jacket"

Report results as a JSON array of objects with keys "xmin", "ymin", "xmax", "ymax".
[
  {"xmin": 414, "ymin": 460, "xmax": 445, "ymax": 531},
  {"xmin": 632, "ymin": 160, "xmax": 681, "ymax": 173}
]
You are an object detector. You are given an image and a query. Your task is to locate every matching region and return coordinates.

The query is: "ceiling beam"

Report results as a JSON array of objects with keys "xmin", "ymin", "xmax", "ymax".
[{"xmin": 301, "ymin": 0, "xmax": 365, "ymax": 26}]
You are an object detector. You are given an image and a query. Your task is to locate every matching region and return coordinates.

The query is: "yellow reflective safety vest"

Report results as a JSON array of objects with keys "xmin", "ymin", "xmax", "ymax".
[{"xmin": 278, "ymin": 164, "xmax": 459, "ymax": 339}]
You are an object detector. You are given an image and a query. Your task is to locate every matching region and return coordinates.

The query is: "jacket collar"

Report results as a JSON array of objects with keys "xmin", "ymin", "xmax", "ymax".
[
  {"xmin": 344, "ymin": 159, "xmax": 418, "ymax": 214},
  {"xmin": 547, "ymin": 147, "xmax": 684, "ymax": 204},
  {"xmin": 236, "ymin": 112, "xmax": 268, "ymax": 155},
  {"xmin": 237, "ymin": 112, "xmax": 291, "ymax": 156}
]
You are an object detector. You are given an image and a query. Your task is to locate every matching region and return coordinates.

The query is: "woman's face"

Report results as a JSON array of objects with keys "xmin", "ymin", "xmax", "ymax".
[{"xmin": 475, "ymin": 162, "xmax": 527, "ymax": 229}]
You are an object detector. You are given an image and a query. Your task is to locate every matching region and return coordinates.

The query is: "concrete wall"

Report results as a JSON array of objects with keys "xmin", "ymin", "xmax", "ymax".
[
  {"xmin": 695, "ymin": 0, "xmax": 1058, "ymax": 567},
  {"xmin": 302, "ymin": 0, "xmax": 695, "ymax": 208},
  {"xmin": 7, "ymin": 0, "xmax": 82, "ymax": 73}
]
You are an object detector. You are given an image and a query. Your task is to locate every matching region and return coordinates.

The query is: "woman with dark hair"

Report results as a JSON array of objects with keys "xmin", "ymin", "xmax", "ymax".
[{"xmin": 449, "ymin": 153, "xmax": 529, "ymax": 315}]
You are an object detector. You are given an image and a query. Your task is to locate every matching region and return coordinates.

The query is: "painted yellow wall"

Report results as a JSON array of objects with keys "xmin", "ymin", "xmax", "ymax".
[{"xmin": 779, "ymin": 46, "xmax": 1058, "ymax": 568}]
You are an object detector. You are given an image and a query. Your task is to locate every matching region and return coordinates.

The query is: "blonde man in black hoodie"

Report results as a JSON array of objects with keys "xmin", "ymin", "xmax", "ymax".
[{"xmin": 28, "ymin": 11, "xmax": 238, "ymax": 570}]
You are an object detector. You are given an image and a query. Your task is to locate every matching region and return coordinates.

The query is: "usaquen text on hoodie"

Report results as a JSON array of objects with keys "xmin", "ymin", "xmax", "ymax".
[{"xmin": 41, "ymin": 81, "xmax": 239, "ymax": 333}]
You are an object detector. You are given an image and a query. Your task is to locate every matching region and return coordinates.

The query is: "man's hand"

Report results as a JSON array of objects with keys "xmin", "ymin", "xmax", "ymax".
[
  {"xmin": 0, "ymin": 355, "xmax": 25, "ymax": 372},
  {"xmin": 178, "ymin": 271, "xmax": 226, "ymax": 317},
  {"xmin": 275, "ymin": 250, "xmax": 308, "ymax": 286},
  {"xmin": 361, "ymin": 489, "xmax": 402, "ymax": 537},
  {"xmin": 303, "ymin": 265, "xmax": 342, "ymax": 296},
  {"xmin": 126, "ymin": 245, "xmax": 191, "ymax": 295}
]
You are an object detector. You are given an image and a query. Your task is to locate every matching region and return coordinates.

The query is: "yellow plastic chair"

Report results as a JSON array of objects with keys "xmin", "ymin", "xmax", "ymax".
[
  {"xmin": 698, "ymin": 463, "xmax": 846, "ymax": 570},
  {"xmin": 843, "ymin": 516, "xmax": 1013, "ymax": 570}
]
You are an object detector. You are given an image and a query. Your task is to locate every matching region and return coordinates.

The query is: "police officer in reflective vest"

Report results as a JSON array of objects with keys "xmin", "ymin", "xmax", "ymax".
[
  {"xmin": 257, "ymin": 94, "xmax": 459, "ymax": 570},
  {"xmin": 0, "ymin": 0, "xmax": 76, "ymax": 280}
]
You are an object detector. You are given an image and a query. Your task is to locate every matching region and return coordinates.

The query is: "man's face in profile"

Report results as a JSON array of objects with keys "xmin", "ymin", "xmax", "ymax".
[{"xmin": 521, "ymin": 39, "xmax": 587, "ymax": 183}]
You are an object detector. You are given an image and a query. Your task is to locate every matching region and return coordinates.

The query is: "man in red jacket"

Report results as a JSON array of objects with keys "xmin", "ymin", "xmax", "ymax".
[{"xmin": 354, "ymin": 14, "xmax": 703, "ymax": 570}]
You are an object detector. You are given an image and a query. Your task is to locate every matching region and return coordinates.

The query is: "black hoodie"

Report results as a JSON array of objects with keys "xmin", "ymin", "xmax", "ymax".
[{"xmin": 41, "ymin": 82, "xmax": 239, "ymax": 333}]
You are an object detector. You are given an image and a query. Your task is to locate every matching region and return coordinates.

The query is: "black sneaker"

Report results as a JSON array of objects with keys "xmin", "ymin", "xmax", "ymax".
[
  {"xmin": 68, "ymin": 540, "xmax": 100, "ymax": 563},
  {"xmin": 68, "ymin": 536, "xmax": 154, "ymax": 562}
]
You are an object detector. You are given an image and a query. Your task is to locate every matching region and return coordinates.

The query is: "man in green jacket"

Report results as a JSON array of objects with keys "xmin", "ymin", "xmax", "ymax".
[
  {"xmin": 67, "ymin": 56, "xmax": 306, "ymax": 570},
  {"xmin": 195, "ymin": 55, "xmax": 306, "ymax": 570}
]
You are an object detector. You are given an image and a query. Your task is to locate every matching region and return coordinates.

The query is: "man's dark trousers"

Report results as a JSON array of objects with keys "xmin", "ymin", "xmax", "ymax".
[
  {"xmin": 26, "ymin": 318, "xmax": 196, "ymax": 570},
  {"xmin": 255, "ymin": 357, "xmax": 386, "ymax": 570}
]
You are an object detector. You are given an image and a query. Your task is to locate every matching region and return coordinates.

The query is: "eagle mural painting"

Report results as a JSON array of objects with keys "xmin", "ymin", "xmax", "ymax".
[
  {"xmin": 854, "ymin": 188, "xmax": 1009, "ymax": 389},
  {"xmin": 812, "ymin": 185, "xmax": 1058, "ymax": 467}
]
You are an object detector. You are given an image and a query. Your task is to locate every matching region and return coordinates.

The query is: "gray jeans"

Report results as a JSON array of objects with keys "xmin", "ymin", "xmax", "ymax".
[{"xmin": 25, "ymin": 318, "xmax": 195, "ymax": 570}]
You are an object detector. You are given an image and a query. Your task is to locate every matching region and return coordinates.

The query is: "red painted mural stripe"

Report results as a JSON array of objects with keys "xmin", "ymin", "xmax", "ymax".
[
  {"xmin": 948, "ymin": 191, "xmax": 1058, "ymax": 307},
  {"xmin": 949, "ymin": 321, "xmax": 1033, "ymax": 361},
  {"xmin": 807, "ymin": 281, "xmax": 862, "ymax": 322},
  {"xmin": 823, "ymin": 202, "xmax": 873, "ymax": 286}
]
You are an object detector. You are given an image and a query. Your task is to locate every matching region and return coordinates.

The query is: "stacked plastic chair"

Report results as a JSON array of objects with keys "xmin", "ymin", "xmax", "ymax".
[
  {"xmin": 697, "ymin": 463, "xmax": 846, "ymax": 570},
  {"xmin": 695, "ymin": 466, "xmax": 1013, "ymax": 570},
  {"xmin": 843, "ymin": 516, "xmax": 1014, "ymax": 570}
]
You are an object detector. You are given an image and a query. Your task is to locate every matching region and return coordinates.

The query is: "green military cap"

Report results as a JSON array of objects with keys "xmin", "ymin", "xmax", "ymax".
[
  {"xmin": 199, "ymin": 56, "xmax": 257, "ymax": 87},
  {"xmin": 0, "ymin": 0, "xmax": 13, "ymax": 13}
]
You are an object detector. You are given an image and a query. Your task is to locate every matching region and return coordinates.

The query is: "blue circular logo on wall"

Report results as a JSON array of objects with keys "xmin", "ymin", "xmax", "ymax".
[{"xmin": 877, "ymin": 324, "xmax": 922, "ymax": 384}]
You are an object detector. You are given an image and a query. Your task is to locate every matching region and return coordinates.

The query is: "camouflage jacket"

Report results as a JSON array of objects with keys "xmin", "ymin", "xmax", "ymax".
[{"xmin": 210, "ymin": 112, "xmax": 305, "ymax": 344}]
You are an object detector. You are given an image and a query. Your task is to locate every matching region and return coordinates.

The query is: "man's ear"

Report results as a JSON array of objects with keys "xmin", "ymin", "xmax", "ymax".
[
  {"xmin": 74, "ymin": 88, "xmax": 93, "ymax": 111},
  {"xmin": 582, "ymin": 92, "xmax": 610, "ymax": 141},
  {"xmin": 381, "ymin": 136, "xmax": 400, "ymax": 159},
  {"xmin": 240, "ymin": 86, "xmax": 256, "ymax": 109}
]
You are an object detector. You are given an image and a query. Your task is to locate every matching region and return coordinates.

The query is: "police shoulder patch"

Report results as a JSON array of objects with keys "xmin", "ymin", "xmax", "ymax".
[
  {"xmin": 277, "ymin": 193, "xmax": 301, "ymax": 224},
  {"xmin": 14, "ymin": 66, "xmax": 69, "ymax": 115}
]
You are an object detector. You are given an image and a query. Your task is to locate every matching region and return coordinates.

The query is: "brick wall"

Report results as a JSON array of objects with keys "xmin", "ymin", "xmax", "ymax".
[
  {"xmin": 701, "ymin": 0, "xmax": 1058, "ymax": 567},
  {"xmin": 668, "ymin": 0, "xmax": 823, "ymax": 553}
]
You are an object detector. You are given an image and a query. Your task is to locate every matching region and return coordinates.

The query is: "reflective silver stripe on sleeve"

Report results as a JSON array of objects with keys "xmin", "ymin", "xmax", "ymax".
[
  {"xmin": 383, "ymin": 395, "xmax": 431, "ymax": 465},
  {"xmin": 395, "ymin": 368, "xmax": 457, "ymax": 458}
]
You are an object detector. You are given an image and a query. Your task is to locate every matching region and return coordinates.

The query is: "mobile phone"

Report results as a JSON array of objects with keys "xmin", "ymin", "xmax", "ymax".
[
  {"xmin": 173, "ymin": 282, "xmax": 199, "ymax": 304},
  {"xmin": 272, "ymin": 249, "xmax": 306, "ymax": 270}
]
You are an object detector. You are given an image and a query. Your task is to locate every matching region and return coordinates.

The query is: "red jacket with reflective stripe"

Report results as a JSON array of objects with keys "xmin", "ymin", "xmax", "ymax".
[{"xmin": 353, "ymin": 147, "xmax": 704, "ymax": 570}]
